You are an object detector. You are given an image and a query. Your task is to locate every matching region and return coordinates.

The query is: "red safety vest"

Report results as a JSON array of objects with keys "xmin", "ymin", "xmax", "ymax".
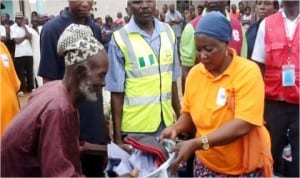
[
  {"xmin": 191, "ymin": 14, "xmax": 243, "ymax": 58},
  {"xmin": 265, "ymin": 12, "xmax": 299, "ymax": 104}
]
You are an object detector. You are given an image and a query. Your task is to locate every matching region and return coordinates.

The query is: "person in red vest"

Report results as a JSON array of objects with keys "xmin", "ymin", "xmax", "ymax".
[
  {"xmin": 180, "ymin": 0, "xmax": 247, "ymax": 94},
  {"xmin": 252, "ymin": 0, "xmax": 299, "ymax": 177}
]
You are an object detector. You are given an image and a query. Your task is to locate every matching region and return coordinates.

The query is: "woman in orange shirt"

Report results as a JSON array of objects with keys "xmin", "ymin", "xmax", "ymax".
[
  {"xmin": 0, "ymin": 42, "xmax": 20, "ymax": 136},
  {"xmin": 159, "ymin": 11, "xmax": 273, "ymax": 177}
]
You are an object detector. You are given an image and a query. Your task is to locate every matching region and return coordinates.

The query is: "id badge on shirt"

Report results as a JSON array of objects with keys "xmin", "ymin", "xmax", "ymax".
[
  {"xmin": 282, "ymin": 64, "xmax": 295, "ymax": 87},
  {"xmin": 216, "ymin": 87, "xmax": 227, "ymax": 106},
  {"xmin": 1, "ymin": 54, "xmax": 9, "ymax": 67}
]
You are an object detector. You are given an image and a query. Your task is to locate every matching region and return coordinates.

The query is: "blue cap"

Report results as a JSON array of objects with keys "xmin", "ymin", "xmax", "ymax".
[{"xmin": 195, "ymin": 11, "xmax": 232, "ymax": 43}]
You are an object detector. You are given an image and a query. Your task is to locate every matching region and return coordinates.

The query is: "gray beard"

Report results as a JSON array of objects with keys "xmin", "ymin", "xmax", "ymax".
[{"xmin": 79, "ymin": 81, "xmax": 98, "ymax": 102}]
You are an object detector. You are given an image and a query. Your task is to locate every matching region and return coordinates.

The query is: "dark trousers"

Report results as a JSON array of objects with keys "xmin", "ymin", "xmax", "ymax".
[
  {"xmin": 81, "ymin": 153, "xmax": 106, "ymax": 177},
  {"xmin": 14, "ymin": 56, "xmax": 34, "ymax": 92},
  {"xmin": 264, "ymin": 99, "xmax": 299, "ymax": 177}
]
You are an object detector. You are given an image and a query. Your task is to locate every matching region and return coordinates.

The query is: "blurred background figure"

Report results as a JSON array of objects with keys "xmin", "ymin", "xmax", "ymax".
[
  {"xmin": 23, "ymin": 16, "xmax": 29, "ymax": 25},
  {"xmin": 241, "ymin": 6, "xmax": 254, "ymax": 29},
  {"xmin": 114, "ymin": 11, "xmax": 124, "ymax": 29},
  {"xmin": 0, "ymin": 11, "xmax": 5, "ymax": 41},
  {"xmin": 246, "ymin": 0, "xmax": 279, "ymax": 59},
  {"xmin": 159, "ymin": 3, "xmax": 168, "ymax": 22},
  {"xmin": 102, "ymin": 15, "xmax": 114, "ymax": 52},
  {"xmin": 31, "ymin": 11, "xmax": 38, "ymax": 18},
  {"xmin": 230, "ymin": 4, "xmax": 239, "ymax": 19},
  {"xmin": 1, "ymin": 9, "xmax": 15, "ymax": 60},
  {"xmin": 154, "ymin": 8, "xmax": 160, "ymax": 19},
  {"xmin": 165, "ymin": 4, "xmax": 183, "ymax": 43},
  {"xmin": 188, "ymin": 4, "xmax": 196, "ymax": 21},
  {"xmin": 95, "ymin": 17, "xmax": 103, "ymax": 30},
  {"xmin": 48, "ymin": 15, "xmax": 55, "ymax": 21},
  {"xmin": 30, "ymin": 15, "xmax": 43, "ymax": 88},
  {"xmin": 124, "ymin": 15, "xmax": 130, "ymax": 24},
  {"xmin": 238, "ymin": 1, "xmax": 245, "ymax": 19},
  {"xmin": 197, "ymin": 4, "xmax": 204, "ymax": 16},
  {"xmin": 10, "ymin": 12, "xmax": 34, "ymax": 96}
]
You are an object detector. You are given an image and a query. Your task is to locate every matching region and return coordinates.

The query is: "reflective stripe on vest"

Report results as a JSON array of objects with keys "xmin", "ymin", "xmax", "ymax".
[
  {"xmin": 113, "ymin": 23, "xmax": 176, "ymax": 132},
  {"xmin": 124, "ymin": 93, "xmax": 172, "ymax": 105}
]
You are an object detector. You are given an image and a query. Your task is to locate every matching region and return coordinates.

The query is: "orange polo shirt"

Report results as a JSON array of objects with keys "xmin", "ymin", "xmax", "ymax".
[
  {"xmin": 182, "ymin": 49, "xmax": 265, "ymax": 175},
  {"xmin": 0, "ymin": 42, "xmax": 20, "ymax": 136}
]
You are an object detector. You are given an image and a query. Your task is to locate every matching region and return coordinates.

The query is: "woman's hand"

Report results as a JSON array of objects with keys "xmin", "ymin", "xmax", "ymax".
[
  {"xmin": 159, "ymin": 126, "xmax": 178, "ymax": 141},
  {"xmin": 169, "ymin": 138, "xmax": 199, "ymax": 175}
]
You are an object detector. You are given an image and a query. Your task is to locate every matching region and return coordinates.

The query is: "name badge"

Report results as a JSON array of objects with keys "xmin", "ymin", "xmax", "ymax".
[
  {"xmin": 1, "ymin": 54, "xmax": 9, "ymax": 67},
  {"xmin": 216, "ymin": 87, "xmax": 226, "ymax": 106},
  {"xmin": 282, "ymin": 64, "xmax": 295, "ymax": 87}
]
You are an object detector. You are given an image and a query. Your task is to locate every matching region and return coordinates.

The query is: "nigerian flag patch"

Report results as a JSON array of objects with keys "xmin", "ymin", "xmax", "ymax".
[{"xmin": 139, "ymin": 54, "xmax": 154, "ymax": 67}]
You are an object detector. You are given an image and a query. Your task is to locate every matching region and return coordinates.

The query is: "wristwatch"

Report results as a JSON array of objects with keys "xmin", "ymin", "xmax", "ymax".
[{"xmin": 201, "ymin": 136, "xmax": 210, "ymax": 150}]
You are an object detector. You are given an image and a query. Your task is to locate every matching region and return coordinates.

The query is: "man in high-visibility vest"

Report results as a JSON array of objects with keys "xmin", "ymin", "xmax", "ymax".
[{"xmin": 106, "ymin": 0, "xmax": 181, "ymax": 148}]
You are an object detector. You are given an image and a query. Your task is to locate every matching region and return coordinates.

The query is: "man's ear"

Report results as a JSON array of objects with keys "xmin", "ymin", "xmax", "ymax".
[{"xmin": 75, "ymin": 64, "xmax": 88, "ymax": 80}]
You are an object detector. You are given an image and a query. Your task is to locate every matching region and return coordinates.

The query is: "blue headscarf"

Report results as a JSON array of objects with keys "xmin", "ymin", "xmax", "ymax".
[{"xmin": 195, "ymin": 11, "xmax": 232, "ymax": 43}]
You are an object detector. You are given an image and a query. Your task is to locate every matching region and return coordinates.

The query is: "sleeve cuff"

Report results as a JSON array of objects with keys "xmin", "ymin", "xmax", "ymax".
[{"xmin": 181, "ymin": 58, "xmax": 195, "ymax": 67}]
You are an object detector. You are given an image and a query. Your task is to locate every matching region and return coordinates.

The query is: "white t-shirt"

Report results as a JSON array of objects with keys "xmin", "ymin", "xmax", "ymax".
[
  {"xmin": 242, "ymin": 14, "xmax": 252, "ymax": 21},
  {"xmin": 0, "ymin": 25, "xmax": 6, "ymax": 39},
  {"xmin": 10, "ymin": 23, "xmax": 33, "ymax": 58},
  {"xmin": 252, "ymin": 11, "xmax": 300, "ymax": 63},
  {"xmin": 242, "ymin": 14, "xmax": 252, "ymax": 29}
]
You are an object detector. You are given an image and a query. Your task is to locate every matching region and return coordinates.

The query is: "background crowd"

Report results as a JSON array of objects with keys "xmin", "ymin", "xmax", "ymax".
[{"xmin": 0, "ymin": 0, "xmax": 281, "ymax": 97}]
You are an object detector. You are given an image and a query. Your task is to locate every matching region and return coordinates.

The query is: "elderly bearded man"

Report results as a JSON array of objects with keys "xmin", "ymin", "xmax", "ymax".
[
  {"xmin": 1, "ymin": 24, "xmax": 109, "ymax": 177},
  {"xmin": 38, "ymin": 1, "xmax": 108, "ymax": 175}
]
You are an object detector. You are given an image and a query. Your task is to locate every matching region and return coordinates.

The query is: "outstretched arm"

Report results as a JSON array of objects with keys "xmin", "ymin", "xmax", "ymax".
[{"xmin": 111, "ymin": 92, "xmax": 125, "ymax": 144}]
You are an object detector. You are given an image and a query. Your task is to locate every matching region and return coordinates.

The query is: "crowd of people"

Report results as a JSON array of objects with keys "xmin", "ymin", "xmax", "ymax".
[{"xmin": 0, "ymin": 0, "xmax": 299, "ymax": 177}]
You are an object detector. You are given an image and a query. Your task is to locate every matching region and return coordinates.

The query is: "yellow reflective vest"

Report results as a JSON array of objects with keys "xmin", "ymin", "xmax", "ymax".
[{"xmin": 113, "ymin": 23, "xmax": 175, "ymax": 133}]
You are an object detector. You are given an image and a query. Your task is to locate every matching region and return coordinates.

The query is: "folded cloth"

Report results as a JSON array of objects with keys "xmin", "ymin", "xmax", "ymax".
[
  {"xmin": 124, "ymin": 134, "xmax": 169, "ymax": 166},
  {"xmin": 106, "ymin": 141, "xmax": 132, "ymax": 176},
  {"xmin": 128, "ymin": 150, "xmax": 156, "ymax": 177}
]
